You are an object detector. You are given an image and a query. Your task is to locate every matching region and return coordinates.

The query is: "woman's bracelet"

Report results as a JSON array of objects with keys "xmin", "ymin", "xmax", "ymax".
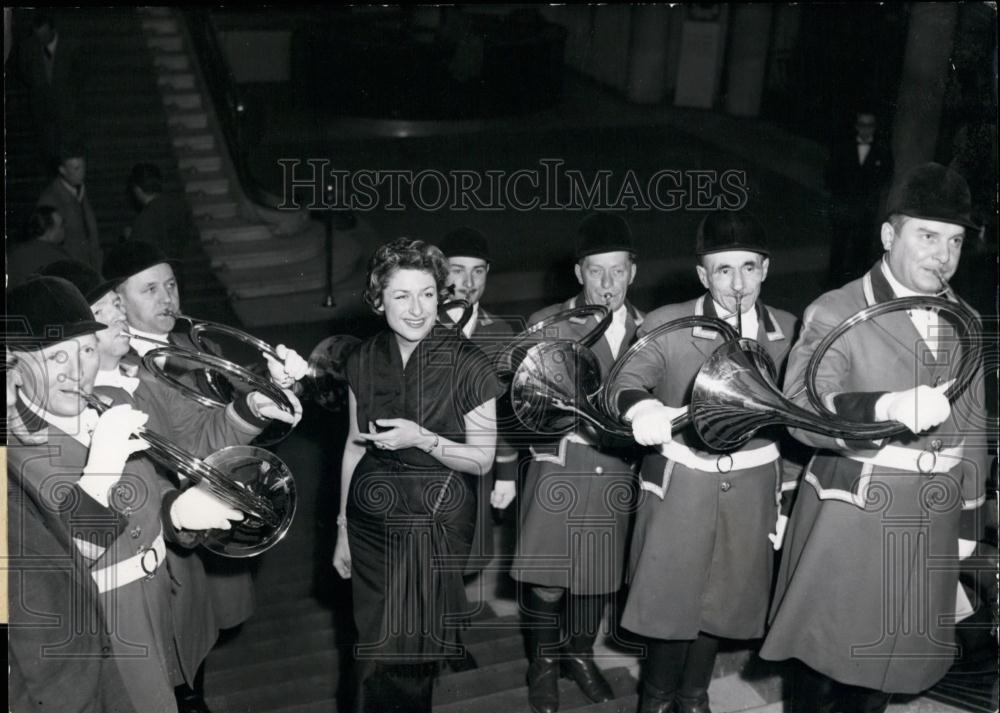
[
  {"xmin": 336, "ymin": 514, "xmax": 348, "ymax": 529},
  {"xmin": 422, "ymin": 433, "xmax": 440, "ymax": 454}
]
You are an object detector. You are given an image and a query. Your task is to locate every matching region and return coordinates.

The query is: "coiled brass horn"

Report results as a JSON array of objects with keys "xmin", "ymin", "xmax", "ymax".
[
  {"xmin": 690, "ymin": 295, "xmax": 982, "ymax": 450},
  {"xmin": 494, "ymin": 304, "xmax": 614, "ymax": 388},
  {"xmin": 77, "ymin": 391, "xmax": 295, "ymax": 558}
]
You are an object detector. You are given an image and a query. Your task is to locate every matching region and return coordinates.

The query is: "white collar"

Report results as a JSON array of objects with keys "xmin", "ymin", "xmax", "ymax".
[
  {"xmin": 46, "ymin": 35, "xmax": 58, "ymax": 54},
  {"xmin": 610, "ymin": 304, "xmax": 628, "ymax": 324},
  {"xmin": 129, "ymin": 327, "xmax": 169, "ymax": 357},
  {"xmin": 95, "ymin": 367, "xmax": 140, "ymax": 396},
  {"xmin": 18, "ymin": 389, "xmax": 97, "ymax": 447},
  {"xmin": 59, "ymin": 177, "xmax": 84, "ymax": 200},
  {"xmin": 880, "ymin": 258, "xmax": 940, "ymax": 300}
]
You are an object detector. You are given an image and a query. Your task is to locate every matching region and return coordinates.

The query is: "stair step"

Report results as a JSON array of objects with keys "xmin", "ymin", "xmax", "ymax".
[
  {"xmin": 162, "ymin": 91, "xmax": 203, "ymax": 110},
  {"xmin": 158, "ymin": 72, "xmax": 196, "ymax": 90},
  {"xmin": 239, "ymin": 609, "xmax": 333, "ymax": 643},
  {"xmin": 206, "ymin": 230, "xmax": 326, "ymax": 272},
  {"xmin": 190, "ymin": 195, "xmax": 239, "ymax": 220},
  {"xmin": 168, "ymin": 110, "xmax": 209, "ymax": 130},
  {"xmin": 207, "ymin": 649, "xmax": 339, "ymax": 697},
  {"xmin": 184, "ymin": 172, "xmax": 231, "ymax": 196},
  {"xmin": 152, "ymin": 51, "xmax": 191, "ymax": 71},
  {"xmin": 199, "ymin": 217, "xmax": 273, "ymax": 244},
  {"xmin": 208, "ymin": 626, "xmax": 336, "ymax": 672},
  {"xmin": 173, "ymin": 131, "xmax": 217, "ymax": 152},
  {"xmin": 268, "ymin": 699, "xmax": 339, "ymax": 713},
  {"xmin": 146, "ymin": 34, "xmax": 184, "ymax": 52},
  {"xmin": 436, "ymin": 663, "xmax": 636, "ymax": 709},
  {"xmin": 230, "ymin": 287, "xmax": 363, "ymax": 328},
  {"xmin": 178, "ymin": 152, "xmax": 223, "ymax": 174},
  {"xmin": 141, "ymin": 17, "xmax": 180, "ymax": 34},
  {"xmin": 206, "ymin": 670, "xmax": 335, "ymax": 713}
]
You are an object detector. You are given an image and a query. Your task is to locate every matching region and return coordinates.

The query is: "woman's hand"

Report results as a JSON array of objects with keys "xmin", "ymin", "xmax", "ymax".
[
  {"xmin": 333, "ymin": 533, "xmax": 351, "ymax": 579},
  {"xmin": 357, "ymin": 419, "xmax": 432, "ymax": 451}
]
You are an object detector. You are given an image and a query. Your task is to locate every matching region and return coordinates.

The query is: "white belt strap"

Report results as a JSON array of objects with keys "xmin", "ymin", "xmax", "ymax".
[
  {"xmin": 91, "ymin": 531, "xmax": 166, "ymax": 594},
  {"xmin": 657, "ymin": 441, "xmax": 781, "ymax": 473},
  {"xmin": 845, "ymin": 443, "xmax": 964, "ymax": 474}
]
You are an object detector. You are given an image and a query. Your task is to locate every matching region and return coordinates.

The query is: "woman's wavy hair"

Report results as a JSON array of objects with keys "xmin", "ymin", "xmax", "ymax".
[{"xmin": 363, "ymin": 238, "xmax": 449, "ymax": 313}]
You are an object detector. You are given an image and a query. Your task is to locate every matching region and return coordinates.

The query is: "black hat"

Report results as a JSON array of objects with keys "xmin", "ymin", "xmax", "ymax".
[
  {"xmin": 440, "ymin": 227, "xmax": 491, "ymax": 262},
  {"xmin": 695, "ymin": 210, "xmax": 769, "ymax": 257},
  {"xmin": 575, "ymin": 213, "xmax": 634, "ymax": 260},
  {"xmin": 884, "ymin": 162, "xmax": 979, "ymax": 231},
  {"xmin": 39, "ymin": 260, "xmax": 122, "ymax": 305},
  {"xmin": 6, "ymin": 277, "xmax": 107, "ymax": 349},
  {"xmin": 103, "ymin": 240, "xmax": 176, "ymax": 282}
]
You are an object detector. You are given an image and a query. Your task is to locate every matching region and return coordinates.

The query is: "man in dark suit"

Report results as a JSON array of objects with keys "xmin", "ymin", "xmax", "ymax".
[
  {"xmin": 37, "ymin": 146, "xmax": 102, "ymax": 272},
  {"xmin": 825, "ymin": 111, "xmax": 893, "ymax": 286},
  {"xmin": 126, "ymin": 162, "xmax": 200, "ymax": 259},
  {"xmin": 16, "ymin": 12, "xmax": 84, "ymax": 168}
]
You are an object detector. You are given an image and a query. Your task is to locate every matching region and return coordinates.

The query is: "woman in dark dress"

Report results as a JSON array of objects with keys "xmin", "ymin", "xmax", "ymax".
[{"xmin": 333, "ymin": 238, "xmax": 500, "ymax": 713}]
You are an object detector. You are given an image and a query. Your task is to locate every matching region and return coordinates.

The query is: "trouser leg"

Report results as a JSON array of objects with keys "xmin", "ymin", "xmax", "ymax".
[
  {"xmin": 676, "ymin": 632, "xmax": 719, "ymax": 713},
  {"xmin": 562, "ymin": 594, "xmax": 614, "ymax": 703},
  {"xmin": 525, "ymin": 586, "xmax": 564, "ymax": 713}
]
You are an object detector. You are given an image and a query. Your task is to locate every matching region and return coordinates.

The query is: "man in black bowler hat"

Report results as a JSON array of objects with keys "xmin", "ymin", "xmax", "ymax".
[
  {"xmin": 510, "ymin": 213, "xmax": 644, "ymax": 713},
  {"xmin": 102, "ymin": 240, "xmax": 309, "ymax": 713},
  {"xmin": 760, "ymin": 163, "xmax": 989, "ymax": 712},
  {"xmin": 606, "ymin": 209, "xmax": 799, "ymax": 713}
]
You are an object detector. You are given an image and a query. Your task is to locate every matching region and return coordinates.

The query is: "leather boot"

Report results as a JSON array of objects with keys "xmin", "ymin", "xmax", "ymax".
[
  {"xmin": 561, "ymin": 594, "xmax": 614, "ymax": 703},
  {"xmin": 675, "ymin": 690, "xmax": 711, "ymax": 713},
  {"xmin": 639, "ymin": 680, "xmax": 676, "ymax": 713},
  {"xmin": 525, "ymin": 589, "xmax": 563, "ymax": 713}
]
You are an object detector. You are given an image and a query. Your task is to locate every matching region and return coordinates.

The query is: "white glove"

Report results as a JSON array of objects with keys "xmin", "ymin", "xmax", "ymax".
[
  {"xmin": 768, "ymin": 514, "xmax": 789, "ymax": 551},
  {"xmin": 626, "ymin": 400, "xmax": 684, "ymax": 446},
  {"xmin": 79, "ymin": 405, "xmax": 151, "ymax": 506},
  {"xmin": 248, "ymin": 388, "xmax": 303, "ymax": 426},
  {"xmin": 490, "ymin": 480, "xmax": 517, "ymax": 510},
  {"xmin": 264, "ymin": 344, "xmax": 309, "ymax": 386},
  {"xmin": 876, "ymin": 380, "xmax": 953, "ymax": 434},
  {"xmin": 171, "ymin": 483, "xmax": 244, "ymax": 531}
]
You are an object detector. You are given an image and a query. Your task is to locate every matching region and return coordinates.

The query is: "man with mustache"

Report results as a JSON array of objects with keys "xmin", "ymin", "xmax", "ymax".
[
  {"xmin": 607, "ymin": 210, "xmax": 799, "ymax": 713},
  {"xmin": 760, "ymin": 163, "xmax": 989, "ymax": 712},
  {"xmin": 510, "ymin": 213, "xmax": 643, "ymax": 713},
  {"xmin": 101, "ymin": 240, "xmax": 307, "ymax": 713}
]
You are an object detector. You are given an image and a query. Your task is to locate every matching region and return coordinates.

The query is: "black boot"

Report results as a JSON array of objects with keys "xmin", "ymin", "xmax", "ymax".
[
  {"xmin": 561, "ymin": 594, "xmax": 614, "ymax": 703},
  {"xmin": 639, "ymin": 680, "xmax": 676, "ymax": 713},
  {"xmin": 525, "ymin": 588, "xmax": 563, "ymax": 713},
  {"xmin": 175, "ymin": 664, "xmax": 212, "ymax": 713},
  {"xmin": 790, "ymin": 665, "xmax": 839, "ymax": 713},
  {"xmin": 359, "ymin": 662, "xmax": 435, "ymax": 713},
  {"xmin": 676, "ymin": 633, "xmax": 719, "ymax": 713}
]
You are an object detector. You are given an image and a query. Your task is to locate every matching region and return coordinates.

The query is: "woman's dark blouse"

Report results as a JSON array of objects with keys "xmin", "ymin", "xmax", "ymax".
[{"xmin": 345, "ymin": 326, "xmax": 503, "ymax": 466}]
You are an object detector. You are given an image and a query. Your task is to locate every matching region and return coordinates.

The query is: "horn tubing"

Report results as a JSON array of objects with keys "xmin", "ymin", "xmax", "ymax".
[{"xmin": 76, "ymin": 392, "xmax": 282, "ymax": 526}]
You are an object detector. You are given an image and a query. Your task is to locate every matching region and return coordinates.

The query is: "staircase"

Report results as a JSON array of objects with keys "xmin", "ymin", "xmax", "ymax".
[
  {"xmin": 4, "ymin": 8, "xmax": 235, "ymax": 322},
  {"xmin": 138, "ymin": 8, "xmax": 373, "ymax": 328}
]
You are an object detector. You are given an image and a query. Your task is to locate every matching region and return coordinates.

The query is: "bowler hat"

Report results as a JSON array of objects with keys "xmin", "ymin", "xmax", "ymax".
[
  {"xmin": 40, "ymin": 260, "xmax": 121, "ymax": 305},
  {"xmin": 6, "ymin": 277, "xmax": 107, "ymax": 349},
  {"xmin": 440, "ymin": 227, "xmax": 491, "ymax": 262},
  {"xmin": 695, "ymin": 210, "xmax": 769, "ymax": 257},
  {"xmin": 575, "ymin": 213, "xmax": 635, "ymax": 260},
  {"xmin": 103, "ymin": 240, "xmax": 176, "ymax": 282},
  {"xmin": 884, "ymin": 162, "xmax": 979, "ymax": 232}
]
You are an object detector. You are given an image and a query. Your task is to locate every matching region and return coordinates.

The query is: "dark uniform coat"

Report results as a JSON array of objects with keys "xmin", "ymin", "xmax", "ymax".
[
  {"xmin": 510, "ymin": 295, "xmax": 643, "ymax": 595},
  {"xmin": 104, "ymin": 362, "xmax": 266, "ymax": 685},
  {"xmin": 440, "ymin": 304, "xmax": 519, "ymax": 572},
  {"xmin": 8, "ymin": 401, "xmax": 199, "ymax": 713},
  {"xmin": 610, "ymin": 294, "xmax": 799, "ymax": 640},
  {"xmin": 760, "ymin": 262, "xmax": 989, "ymax": 694}
]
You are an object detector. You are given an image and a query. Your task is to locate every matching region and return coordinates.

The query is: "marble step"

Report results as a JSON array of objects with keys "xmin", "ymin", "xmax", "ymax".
[
  {"xmin": 162, "ymin": 91, "xmax": 203, "ymax": 111},
  {"xmin": 145, "ymin": 34, "xmax": 183, "ymax": 53},
  {"xmin": 152, "ymin": 51, "xmax": 190, "ymax": 71},
  {"xmin": 158, "ymin": 72, "xmax": 196, "ymax": 91},
  {"xmin": 168, "ymin": 110, "xmax": 209, "ymax": 130},
  {"xmin": 184, "ymin": 171, "xmax": 231, "ymax": 197},
  {"xmin": 198, "ymin": 217, "xmax": 273, "ymax": 244}
]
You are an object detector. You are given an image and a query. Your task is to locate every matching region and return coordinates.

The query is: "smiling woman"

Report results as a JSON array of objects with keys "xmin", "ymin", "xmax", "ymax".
[{"xmin": 334, "ymin": 238, "xmax": 501, "ymax": 713}]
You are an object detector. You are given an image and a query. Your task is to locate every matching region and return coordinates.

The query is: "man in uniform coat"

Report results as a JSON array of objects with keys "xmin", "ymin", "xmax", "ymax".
[
  {"xmin": 102, "ymin": 241, "xmax": 307, "ymax": 713},
  {"xmin": 6, "ymin": 277, "xmax": 244, "ymax": 713},
  {"xmin": 760, "ymin": 163, "xmax": 989, "ymax": 712},
  {"xmin": 438, "ymin": 226, "xmax": 519, "ymax": 574},
  {"xmin": 608, "ymin": 211, "xmax": 799, "ymax": 713},
  {"xmin": 510, "ymin": 213, "xmax": 643, "ymax": 713}
]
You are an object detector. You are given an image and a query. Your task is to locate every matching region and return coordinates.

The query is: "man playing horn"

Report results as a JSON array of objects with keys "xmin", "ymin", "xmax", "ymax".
[
  {"xmin": 608, "ymin": 210, "xmax": 799, "ymax": 713},
  {"xmin": 510, "ymin": 212, "xmax": 644, "ymax": 713},
  {"xmin": 101, "ymin": 240, "xmax": 307, "ymax": 713},
  {"xmin": 760, "ymin": 163, "xmax": 989, "ymax": 712}
]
